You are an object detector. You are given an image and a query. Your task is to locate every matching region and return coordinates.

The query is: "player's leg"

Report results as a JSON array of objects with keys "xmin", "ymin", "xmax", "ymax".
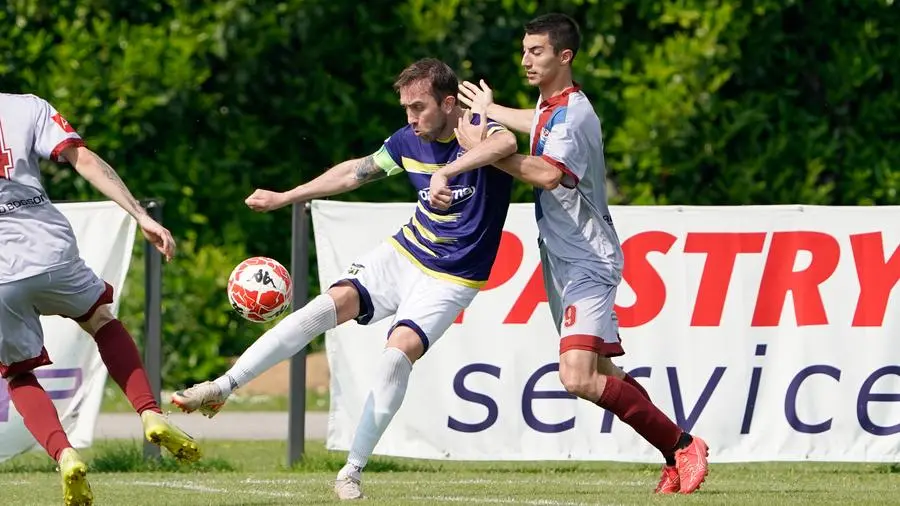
[
  {"xmin": 335, "ymin": 266, "xmax": 478, "ymax": 499},
  {"xmin": 0, "ymin": 279, "xmax": 93, "ymax": 505},
  {"xmin": 78, "ymin": 305, "xmax": 158, "ymax": 415},
  {"xmin": 334, "ymin": 325, "xmax": 420, "ymax": 500},
  {"xmin": 557, "ymin": 284, "xmax": 708, "ymax": 494},
  {"xmin": 594, "ymin": 354, "xmax": 680, "ymax": 493},
  {"xmin": 79, "ymin": 304, "xmax": 201, "ymax": 462},
  {"xmin": 33, "ymin": 259, "xmax": 200, "ymax": 463},
  {"xmin": 335, "ymin": 268, "xmax": 477, "ymax": 500},
  {"xmin": 174, "ymin": 242, "xmax": 402, "ymax": 416},
  {"xmin": 173, "ymin": 283, "xmax": 355, "ymax": 416}
]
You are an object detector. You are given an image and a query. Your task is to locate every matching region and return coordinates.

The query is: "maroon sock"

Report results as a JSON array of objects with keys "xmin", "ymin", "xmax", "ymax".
[
  {"xmin": 621, "ymin": 374, "xmax": 676, "ymax": 464},
  {"xmin": 8, "ymin": 374, "xmax": 72, "ymax": 461},
  {"xmin": 623, "ymin": 374, "xmax": 651, "ymax": 401},
  {"xmin": 597, "ymin": 376, "xmax": 681, "ymax": 455},
  {"xmin": 93, "ymin": 320, "xmax": 161, "ymax": 414}
]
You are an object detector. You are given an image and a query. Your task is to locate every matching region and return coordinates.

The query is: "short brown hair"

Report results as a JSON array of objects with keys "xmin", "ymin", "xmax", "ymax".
[{"xmin": 394, "ymin": 58, "xmax": 458, "ymax": 104}]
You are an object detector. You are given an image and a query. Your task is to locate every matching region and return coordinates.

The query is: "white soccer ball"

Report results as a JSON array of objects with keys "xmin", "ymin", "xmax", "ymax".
[{"xmin": 227, "ymin": 257, "xmax": 293, "ymax": 322}]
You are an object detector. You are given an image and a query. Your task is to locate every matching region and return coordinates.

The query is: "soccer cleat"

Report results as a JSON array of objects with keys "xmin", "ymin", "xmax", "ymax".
[
  {"xmin": 141, "ymin": 410, "xmax": 202, "ymax": 463},
  {"xmin": 675, "ymin": 436, "xmax": 709, "ymax": 493},
  {"xmin": 58, "ymin": 448, "xmax": 93, "ymax": 506},
  {"xmin": 654, "ymin": 465, "xmax": 680, "ymax": 494},
  {"xmin": 171, "ymin": 381, "xmax": 227, "ymax": 418},
  {"xmin": 334, "ymin": 465, "xmax": 364, "ymax": 500}
]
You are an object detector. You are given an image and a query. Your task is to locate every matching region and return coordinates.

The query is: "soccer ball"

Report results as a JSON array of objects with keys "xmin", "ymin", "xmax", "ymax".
[{"xmin": 227, "ymin": 257, "xmax": 292, "ymax": 322}]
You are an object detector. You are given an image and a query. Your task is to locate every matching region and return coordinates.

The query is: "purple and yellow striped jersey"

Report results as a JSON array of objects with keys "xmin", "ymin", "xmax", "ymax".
[{"xmin": 373, "ymin": 119, "xmax": 513, "ymax": 288}]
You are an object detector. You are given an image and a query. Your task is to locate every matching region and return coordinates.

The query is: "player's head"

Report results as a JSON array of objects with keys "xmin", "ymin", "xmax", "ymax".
[
  {"xmin": 394, "ymin": 58, "xmax": 459, "ymax": 142},
  {"xmin": 521, "ymin": 13, "xmax": 581, "ymax": 86}
]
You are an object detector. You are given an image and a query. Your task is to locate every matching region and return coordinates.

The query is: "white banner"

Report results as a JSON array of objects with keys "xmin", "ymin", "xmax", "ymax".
[
  {"xmin": 0, "ymin": 201, "xmax": 136, "ymax": 462},
  {"xmin": 315, "ymin": 201, "xmax": 900, "ymax": 463}
]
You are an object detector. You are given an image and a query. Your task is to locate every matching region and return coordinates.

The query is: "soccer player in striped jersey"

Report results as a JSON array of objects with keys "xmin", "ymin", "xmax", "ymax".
[
  {"xmin": 450, "ymin": 13, "xmax": 710, "ymax": 494},
  {"xmin": 172, "ymin": 58, "xmax": 517, "ymax": 500}
]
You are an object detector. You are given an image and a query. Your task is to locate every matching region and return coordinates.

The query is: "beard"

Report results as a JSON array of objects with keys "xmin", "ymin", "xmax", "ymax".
[{"xmin": 416, "ymin": 115, "xmax": 448, "ymax": 142}]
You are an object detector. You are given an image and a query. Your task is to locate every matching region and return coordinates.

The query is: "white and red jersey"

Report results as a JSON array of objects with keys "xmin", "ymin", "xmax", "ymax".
[
  {"xmin": 529, "ymin": 85, "xmax": 624, "ymax": 286},
  {"xmin": 0, "ymin": 93, "xmax": 85, "ymax": 283}
]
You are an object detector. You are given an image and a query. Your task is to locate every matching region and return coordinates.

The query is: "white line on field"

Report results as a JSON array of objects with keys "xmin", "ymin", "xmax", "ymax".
[
  {"xmin": 410, "ymin": 496, "xmax": 595, "ymax": 506},
  {"xmin": 121, "ymin": 480, "xmax": 296, "ymax": 498},
  {"xmin": 368, "ymin": 478, "xmax": 645, "ymax": 488},
  {"xmin": 240, "ymin": 478, "xmax": 301, "ymax": 485}
]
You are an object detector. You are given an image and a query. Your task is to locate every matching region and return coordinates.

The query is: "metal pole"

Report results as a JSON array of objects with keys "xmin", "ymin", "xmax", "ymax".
[
  {"xmin": 288, "ymin": 201, "xmax": 310, "ymax": 466},
  {"xmin": 142, "ymin": 200, "xmax": 163, "ymax": 460}
]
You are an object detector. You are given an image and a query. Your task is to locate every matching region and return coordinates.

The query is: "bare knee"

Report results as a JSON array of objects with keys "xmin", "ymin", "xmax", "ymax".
[
  {"xmin": 327, "ymin": 282, "xmax": 362, "ymax": 324},
  {"xmin": 386, "ymin": 326, "xmax": 424, "ymax": 364},
  {"xmin": 558, "ymin": 351, "xmax": 607, "ymax": 401},
  {"xmin": 559, "ymin": 367, "xmax": 603, "ymax": 400},
  {"xmin": 78, "ymin": 305, "xmax": 115, "ymax": 335}
]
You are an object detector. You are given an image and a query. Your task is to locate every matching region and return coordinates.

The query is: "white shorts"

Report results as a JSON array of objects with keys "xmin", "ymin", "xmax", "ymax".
[
  {"xmin": 0, "ymin": 258, "xmax": 112, "ymax": 378},
  {"xmin": 541, "ymin": 246, "xmax": 623, "ymax": 357},
  {"xmin": 332, "ymin": 242, "xmax": 479, "ymax": 353}
]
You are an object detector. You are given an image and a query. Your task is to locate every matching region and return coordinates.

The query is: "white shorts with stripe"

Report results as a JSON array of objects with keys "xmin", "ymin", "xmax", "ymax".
[
  {"xmin": 332, "ymin": 241, "xmax": 479, "ymax": 353},
  {"xmin": 540, "ymin": 245, "xmax": 624, "ymax": 357},
  {"xmin": 0, "ymin": 258, "xmax": 112, "ymax": 378}
]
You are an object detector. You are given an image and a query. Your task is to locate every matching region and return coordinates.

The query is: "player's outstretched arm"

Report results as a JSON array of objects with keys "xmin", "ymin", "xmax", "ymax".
[
  {"xmin": 63, "ymin": 145, "xmax": 176, "ymax": 261},
  {"xmin": 458, "ymin": 80, "xmax": 533, "ymax": 134},
  {"xmin": 493, "ymin": 154, "xmax": 563, "ymax": 190},
  {"xmin": 245, "ymin": 155, "xmax": 386, "ymax": 212}
]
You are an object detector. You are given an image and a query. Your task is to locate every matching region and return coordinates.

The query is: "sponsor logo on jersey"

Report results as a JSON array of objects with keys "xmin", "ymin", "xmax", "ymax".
[
  {"xmin": 0, "ymin": 192, "xmax": 48, "ymax": 215},
  {"xmin": 418, "ymin": 185, "xmax": 476, "ymax": 207}
]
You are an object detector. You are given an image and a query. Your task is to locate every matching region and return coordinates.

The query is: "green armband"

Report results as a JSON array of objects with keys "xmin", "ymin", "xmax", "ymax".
[{"xmin": 373, "ymin": 145, "xmax": 403, "ymax": 176}]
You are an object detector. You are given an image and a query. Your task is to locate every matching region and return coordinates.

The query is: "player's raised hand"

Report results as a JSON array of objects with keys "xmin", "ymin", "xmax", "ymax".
[
  {"xmin": 428, "ymin": 171, "xmax": 453, "ymax": 211},
  {"xmin": 137, "ymin": 215, "xmax": 176, "ymax": 262},
  {"xmin": 458, "ymin": 79, "xmax": 494, "ymax": 114},
  {"xmin": 455, "ymin": 108, "xmax": 488, "ymax": 151},
  {"xmin": 245, "ymin": 189, "xmax": 289, "ymax": 212}
]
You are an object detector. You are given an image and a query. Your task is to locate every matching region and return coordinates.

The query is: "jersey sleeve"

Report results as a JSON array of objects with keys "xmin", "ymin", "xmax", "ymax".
[
  {"xmin": 540, "ymin": 109, "xmax": 587, "ymax": 188},
  {"xmin": 31, "ymin": 97, "xmax": 84, "ymax": 163},
  {"xmin": 372, "ymin": 131, "xmax": 405, "ymax": 176},
  {"xmin": 473, "ymin": 113, "xmax": 508, "ymax": 138}
]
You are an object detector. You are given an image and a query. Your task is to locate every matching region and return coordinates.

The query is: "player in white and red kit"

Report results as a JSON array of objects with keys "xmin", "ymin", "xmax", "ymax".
[
  {"xmin": 448, "ymin": 13, "xmax": 710, "ymax": 494},
  {"xmin": 0, "ymin": 93, "xmax": 201, "ymax": 505}
]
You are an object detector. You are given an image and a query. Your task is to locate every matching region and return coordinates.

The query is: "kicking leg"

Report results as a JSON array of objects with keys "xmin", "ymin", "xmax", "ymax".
[{"xmin": 172, "ymin": 283, "xmax": 358, "ymax": 417}]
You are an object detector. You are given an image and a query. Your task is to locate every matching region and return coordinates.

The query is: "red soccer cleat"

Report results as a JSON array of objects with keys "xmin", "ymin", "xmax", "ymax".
[
  {"xmin": 654, "ymin": 465, "xmax": 680, "ymax": 494},
  {"xmin": 674, "ymin": 436, "xmax": 709, "ymax": 493}
]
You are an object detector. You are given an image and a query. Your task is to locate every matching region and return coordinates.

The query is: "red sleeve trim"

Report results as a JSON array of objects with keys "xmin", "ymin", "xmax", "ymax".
[
  {"xmin": 540, "ymin": 154, "xmax": 579, "ymax": 188},
  {"xmin": 50, "ymin": 138, "xmax": 85, "ymax": 163}
]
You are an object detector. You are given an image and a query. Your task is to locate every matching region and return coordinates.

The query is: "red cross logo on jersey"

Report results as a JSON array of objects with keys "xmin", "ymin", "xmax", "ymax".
[{"xmin": 51, "ymin": 113, "xmax": 76, "ymax": 133}]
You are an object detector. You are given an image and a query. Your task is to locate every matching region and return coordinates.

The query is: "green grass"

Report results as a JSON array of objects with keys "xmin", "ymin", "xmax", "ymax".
[
  {"xmin": 2, "ymin": 440, "xmax": 898, "ymax": 505},
  {"xmin": 99, "ymin": 381, "xmax": 329, "ymax": 413}
]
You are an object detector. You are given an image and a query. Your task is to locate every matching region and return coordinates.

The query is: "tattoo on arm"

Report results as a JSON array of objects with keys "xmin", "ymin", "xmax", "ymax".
[
  {"xmin": 96, "ymin": 155, "xmax": 145, "ymax": 217},
  {"xmin": 353, "ymin": 155, "xmax": 387, "ymax": 184}
]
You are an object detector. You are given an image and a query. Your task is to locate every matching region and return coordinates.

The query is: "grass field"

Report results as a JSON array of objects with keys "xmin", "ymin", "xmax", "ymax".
[{"xmin": 2, "ymin": 440, "xmax": 898, "ymax": 505}]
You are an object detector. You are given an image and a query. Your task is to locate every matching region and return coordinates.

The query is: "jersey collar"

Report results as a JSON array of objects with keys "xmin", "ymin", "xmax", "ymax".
[{"xmin": 539, "ymin": 83, "xmax": 581, "ymax": 109}]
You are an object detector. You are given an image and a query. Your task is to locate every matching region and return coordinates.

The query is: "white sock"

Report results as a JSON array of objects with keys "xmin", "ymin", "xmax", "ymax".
[
  {"xmin": 213, "ymin": 294, "xmax": 337, "ymax": 395},
  {"xmin": 346, "ymin": 347, "xmax": 412, "ymax": 469}
]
